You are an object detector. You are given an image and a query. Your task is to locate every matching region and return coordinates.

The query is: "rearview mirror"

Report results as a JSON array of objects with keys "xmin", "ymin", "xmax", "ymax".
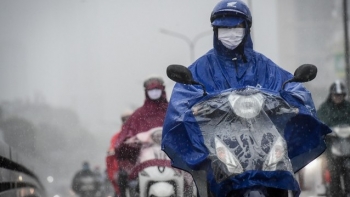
[
  {"xmin": 282, "ymin": 64, "xmax": 317, "ymax": 89},
  {"xmin": 293, "ymin": 64, "xmax": 317, "ymax": 83},
  {"xmin": 166, "ymin": 64, "xmax": 195, "ymax": 85},
  {"xmin": 166, "ymin": 64, "xmax": 207, "ymax": 96}
]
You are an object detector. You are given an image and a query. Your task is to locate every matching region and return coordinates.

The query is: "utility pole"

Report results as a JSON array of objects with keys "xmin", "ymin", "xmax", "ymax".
[{"xmin": 343, "ymin": 0, "xmax": 350, "ymax": 93}]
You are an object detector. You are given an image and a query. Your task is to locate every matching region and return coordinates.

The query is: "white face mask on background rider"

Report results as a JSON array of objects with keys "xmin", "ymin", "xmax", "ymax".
[
  {"xmin": 147, "ymin": 89, "xmax": 162, "ymax": 100},
  {"xmin": 218, "ymin": 28, "xmax": 245, "ymax": 50}
]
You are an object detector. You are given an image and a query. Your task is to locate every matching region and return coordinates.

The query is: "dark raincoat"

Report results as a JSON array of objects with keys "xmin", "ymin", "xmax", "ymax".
[
  {"xmin": 317, "ymin": 95, "xmax": 350, "ymax": 127},
  {"xmin": 161, "ymin": 21, "xmax": 331, "ymax": 196}
]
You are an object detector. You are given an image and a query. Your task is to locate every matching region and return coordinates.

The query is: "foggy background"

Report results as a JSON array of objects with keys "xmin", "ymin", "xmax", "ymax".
[{"xmin": 0, "ymin": 0, "xmax": 346, "ymax": 196}]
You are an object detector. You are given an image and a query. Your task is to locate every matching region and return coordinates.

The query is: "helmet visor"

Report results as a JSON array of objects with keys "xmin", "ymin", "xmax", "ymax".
[{"xmin": 212, "ymin": 16, "xmax": 244, "ymax": 27}]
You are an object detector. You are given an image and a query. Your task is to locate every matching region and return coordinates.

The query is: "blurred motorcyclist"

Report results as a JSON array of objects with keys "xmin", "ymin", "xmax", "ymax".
[
  {"xmin": 162, "ymin": 0, "xmax": 329, "ymax": 196},
  {"xmin": 114, "ymin": 76, "xmax": 168, "ymax": 197},
  {"xmin": 106, "ymin": 110, "xmax": 133, "ymax": 197},
  {"xmin": 317, "ymin": 80, "xmax": 350, "ymax": 196},
  {"xmin": 71, "ymin": 161, "xmax": 99, "ymax": 197},
  {"xmin": 317, "ymin": 80, "xmax": 350, "ymax": 126}
]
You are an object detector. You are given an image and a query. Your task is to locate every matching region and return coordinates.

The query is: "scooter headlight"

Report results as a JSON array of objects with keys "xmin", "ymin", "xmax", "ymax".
[
  {"xmin": 263, "ymin": 137, "xmax": 287, "ymax": 171},
  {"xmin": 215, "ymin": 137, "xmax": 243, "ymax": 174},
  {"xmin": 228, "ymin": 93, "xmax": 264, "ymax": 119}
]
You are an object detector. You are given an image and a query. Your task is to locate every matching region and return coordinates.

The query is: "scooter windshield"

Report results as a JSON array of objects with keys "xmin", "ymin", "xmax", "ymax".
[{"xmin": 191, "ymin": 88, "xmax": 298, "ymax": 183}]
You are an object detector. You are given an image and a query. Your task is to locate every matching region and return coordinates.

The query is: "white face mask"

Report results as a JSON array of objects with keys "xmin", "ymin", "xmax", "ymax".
[
  {"xmin": 147, "ymin": 89, "xmax": 162, "ymax": 100},
  {"xmin": 218, "ymin": 28, "xmax": 245, "ymax": 50}
]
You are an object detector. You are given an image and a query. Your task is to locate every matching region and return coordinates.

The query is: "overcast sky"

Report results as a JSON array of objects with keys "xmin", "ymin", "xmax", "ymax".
[{"xmin": 0, "ymin": 0, "xmax": 278, "ymax": 129}]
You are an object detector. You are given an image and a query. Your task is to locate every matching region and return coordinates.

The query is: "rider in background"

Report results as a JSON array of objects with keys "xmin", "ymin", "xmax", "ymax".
[
  {"xmin": 114, "ymin": 76, "xmax": 168, "ymax": 197},
  {"xmin": 71, "ymin": 161, "xmax": 99, "ymax": 197},
  {"xmin": 317, "ymin": 80, "xmax": 350, "ymax": 196},
  {"xmin": 317, "ymin": 80, "xmax": 350, "ymax": 126},
  {"xmin": 106, "ymin": 110, "xmax": 132, "ymax": 197}
]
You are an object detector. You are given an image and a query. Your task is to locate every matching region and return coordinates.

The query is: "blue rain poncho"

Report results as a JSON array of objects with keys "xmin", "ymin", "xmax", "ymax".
[{"xmin": 161, "ymin": 23, "xmax": 331, "ymax": 196}]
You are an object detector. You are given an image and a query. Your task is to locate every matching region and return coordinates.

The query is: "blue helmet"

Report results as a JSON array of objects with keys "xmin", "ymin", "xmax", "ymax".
[{"xmin": 210, "ymin": 0, "xmax": 252, "ymax": 28}]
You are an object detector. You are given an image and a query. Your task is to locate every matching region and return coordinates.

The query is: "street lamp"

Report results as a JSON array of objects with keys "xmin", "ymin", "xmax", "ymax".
[{"xmin": 160, "ymin": 28, "xmax": 212, "ymax": 63}]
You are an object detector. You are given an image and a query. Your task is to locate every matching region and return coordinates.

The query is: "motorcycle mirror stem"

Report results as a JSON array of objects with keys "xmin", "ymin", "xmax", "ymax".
[
  {"xmin": 282, "ymin": 64, "xmax": 318, "ymax": 89},
  {"xmin": 166, "ymin": 64, "xmax": 208, "ymax": 96}
]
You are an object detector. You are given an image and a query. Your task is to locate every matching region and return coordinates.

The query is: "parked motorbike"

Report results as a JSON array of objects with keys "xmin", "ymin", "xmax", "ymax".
[
  {"xmin": 126, "ymin": 127, "xmax": 197, "ymax": 197},
  {"xmin": 165, "ymin": 64, "xmax": 330, "ymax": 197}
]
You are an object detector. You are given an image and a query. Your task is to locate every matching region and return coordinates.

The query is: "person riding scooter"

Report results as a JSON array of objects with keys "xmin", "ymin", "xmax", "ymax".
[
  {"xmin": 317, "ymin": 80, "xmax": 350, "ymax": 197},
  {"xmin": 162, "ymin": 0, "xmax": 330, "ymax": 196},
  {"xmin": 114, "ymin": 76, "xmax": 168, "ymax": 197}
]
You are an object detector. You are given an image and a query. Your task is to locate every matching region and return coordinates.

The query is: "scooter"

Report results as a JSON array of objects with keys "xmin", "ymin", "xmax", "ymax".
[
  {"xmin": 164, "ymin": 64, "xmax": 330, "ymax": 197},
  {"xmin": 322, "ymin": 125, "xmax": 350, "ymax": 196},
  {"xmin": 126, "ymin": 127, "xmax": 197, "ymax": 197}
]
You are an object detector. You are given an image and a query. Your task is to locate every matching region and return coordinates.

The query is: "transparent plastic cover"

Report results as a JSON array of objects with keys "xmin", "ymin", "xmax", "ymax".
[{"xmin": 191, "ymin": 88, "xmax": 297, "ymax": 182}]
